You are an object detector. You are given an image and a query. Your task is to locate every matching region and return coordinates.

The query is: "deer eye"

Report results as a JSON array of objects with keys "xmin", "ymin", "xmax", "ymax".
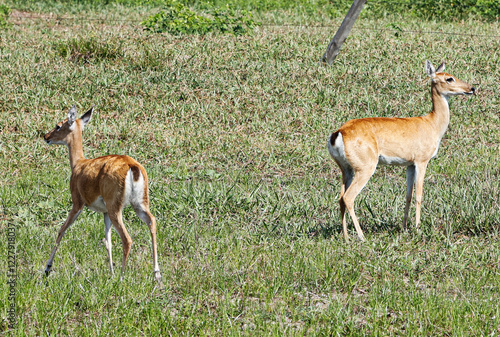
[
  {"xmin": 446, "ymin": 77, "xmax": 455, "ymax": 83},
  {"xmin": 55, "ymin": 125, "xmax": 61, "ymax": 131}
]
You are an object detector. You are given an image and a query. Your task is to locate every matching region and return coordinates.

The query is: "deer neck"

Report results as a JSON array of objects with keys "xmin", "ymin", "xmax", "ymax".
[
  {"xmin": 428, "ymin": 84, "xmax": 451, "ymax": 138},
  {"xmin": 66, "ymin": 129, "xmax": 86, "ymax": 171}
]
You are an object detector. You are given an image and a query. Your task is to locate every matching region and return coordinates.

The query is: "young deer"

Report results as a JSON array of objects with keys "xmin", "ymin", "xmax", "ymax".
[
  {"xmin": 43, "ymin": 106, "xmax": 161, "ymax": 282},
  {"xmin": 328, "ymin": 61, "xmax": 475, "ymax": 241}
]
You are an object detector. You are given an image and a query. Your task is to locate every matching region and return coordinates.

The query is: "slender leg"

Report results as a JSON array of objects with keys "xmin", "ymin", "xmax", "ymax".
[
  {"xmin": 45, "ymin": 207, "xmax": 82, "ymax": 276},
  {"xmin": 107, "ymin": 210, "xmax": 132, "ymax": 281},
  {"xmin": 403, "ymin": 165, "xmax": 416, "ymax": 230},
  {"xmin": 103, "ymin": 213, "xmax": 114, "ymax": 275},
  {"xmin": 338, "ymin": 166, "xmax": 354, "ymax": 241},
  {"xmin": 339, "ymin": 186, "xmax": 348, "ymax": 241},
  {"xmin": 414, "ymin": 162, "xmax": 429, "ymax": 228},
  {"xmin": 134, "ymin": 206, "xmax": 162, "ymax": 283},
  {"xmin": 341, "ymin": 165, "xmax": 377, "ymax": 241}
]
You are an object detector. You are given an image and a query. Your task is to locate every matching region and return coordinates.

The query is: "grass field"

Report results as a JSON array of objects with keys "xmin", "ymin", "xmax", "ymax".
[{"xmin": 0, "ymin": 2, "xmax": 499, "ymax": 335}]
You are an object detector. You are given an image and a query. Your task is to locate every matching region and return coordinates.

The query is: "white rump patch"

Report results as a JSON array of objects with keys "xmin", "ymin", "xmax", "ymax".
[
  {"xmin": 123, "ymin": 168, "xmax": 145, "ymax": 209},
  {"xmin": 328, "ymin": 132, "xmax": 351, "ymax": 169}
]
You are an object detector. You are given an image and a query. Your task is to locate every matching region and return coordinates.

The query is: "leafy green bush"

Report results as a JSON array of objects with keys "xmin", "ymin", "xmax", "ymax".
[
  {"xmin": 54, "ymin": 36, "xmax": 124, "ymax": 63},
  {"xmin": 209, "ymin": 6, "xmax": 260, "ymax": 35},
  {"xmin": 0, "ymin": 4, "xmax": 11, "ymax": 28},
  {"xmin": 141, "ymin": 1, "xmax": 259, "ymax": 35},
  {"xmin": 141, "ymin": 2, "xmax": 213, "ymax": 34}
]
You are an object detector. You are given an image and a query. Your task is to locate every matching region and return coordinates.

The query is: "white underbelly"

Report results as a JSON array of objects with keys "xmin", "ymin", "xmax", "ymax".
[
  {"xmin": 378, "ymin": 154, "xmax": 413, "ymax": 166},
  {"xmin": 87, "ymin": 196, "xmax": 108, "ymax": 213}
]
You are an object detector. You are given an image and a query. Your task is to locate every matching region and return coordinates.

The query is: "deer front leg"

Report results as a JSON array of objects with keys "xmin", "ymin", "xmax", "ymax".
[
  {"xmin": 403, "ymin": 165, "xmax": 416, "ymax": 231},
  {"xmin": 414, "ymin": 162, "xmax": 429, "ymax": 229},
  {"xmin": 45, "ymin": 207, "xmax": 82, "ymax": 276}
]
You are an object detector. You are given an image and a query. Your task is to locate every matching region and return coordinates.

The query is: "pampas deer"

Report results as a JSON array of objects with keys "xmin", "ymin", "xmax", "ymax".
[
  {"xmin": 43, "ymin": 105, "xmax": 161, "ymax": 282},
  {"xmin": 328, "ymin": 61, "xmax": 475, "ymax": 241}
]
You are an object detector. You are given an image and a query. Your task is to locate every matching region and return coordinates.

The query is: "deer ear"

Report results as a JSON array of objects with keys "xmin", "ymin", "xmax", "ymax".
[
  {"xmin": 435, "ymin": 62, "xmax": 445, "ymax": 73},
  {"xmin": 80, "ymin": 106, "xmax": 94, "ymax": 127},
  {"xmin": 68, "ymin": 105, "xmax": 77, "ymax": 125},
  {"xmin": 426, "ymin": 60, "xmax": 436, "ymax": 78}
]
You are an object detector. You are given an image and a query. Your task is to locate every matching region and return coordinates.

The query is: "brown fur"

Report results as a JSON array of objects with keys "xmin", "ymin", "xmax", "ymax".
[
  {"xmin": 70, "ymin": 155, "xmax": 146, "ymax": 208},
  {"xmin": 328, "ymin": 62, "xmax": 475, "ymax": 241},
  {"xmin": 43, "ymin": 106, "xmax": 161, "ymax": 282}
]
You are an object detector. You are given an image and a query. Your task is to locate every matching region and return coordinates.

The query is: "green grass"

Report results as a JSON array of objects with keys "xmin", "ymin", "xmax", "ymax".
[{"xmin": 1, "ymin": 3, "xmax": 499, "ymax": 335}]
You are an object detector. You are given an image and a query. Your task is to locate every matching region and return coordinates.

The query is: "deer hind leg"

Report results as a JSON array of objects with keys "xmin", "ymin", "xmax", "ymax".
[
  {"xmin": 133, "ymin": 204, "xmax": 162, "ymax": 283},
  {"xmin": 341, "ymin": 164, "xmax": 377, "ymax": 241},
  {"xmin": 107, "ymin": 210, "xmax": 132, "ymax": 281},
  {"xmin": 103, "ymin": 213, "xmax": 114, "ymax": 275},
  {"xmin": 338, "ymin": 165, "xmax": 354, "ymax": 241},
  {"xmin": 403, "ymin": 165, "xmax": 416, "ymax": 231},
  {"xmin": 413, "ymin": 162, "xmax": 429, "ymax": 229},
  {"xmin": 45, "ymin": 206, "xmax": 83, "ymax": 276}
]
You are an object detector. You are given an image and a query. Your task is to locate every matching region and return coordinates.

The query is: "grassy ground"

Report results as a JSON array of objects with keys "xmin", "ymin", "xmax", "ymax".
[{"xmin": 0, "ymin": 3, "xmax": 499, "ymax": 335}]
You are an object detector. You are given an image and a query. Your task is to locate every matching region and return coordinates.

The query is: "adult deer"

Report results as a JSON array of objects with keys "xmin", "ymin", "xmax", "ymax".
[
  {"xmin": 43, "ymin": 106, "xmax": 161, "ymax": 282},
  {"xmin": 327, "ymin": 61, "xmax": 475, "ymax": 241}
]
